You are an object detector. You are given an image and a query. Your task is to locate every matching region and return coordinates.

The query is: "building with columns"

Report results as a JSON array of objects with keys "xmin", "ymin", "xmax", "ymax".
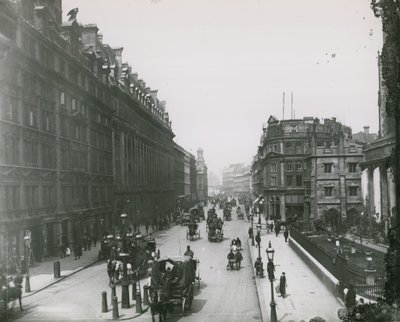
[
  {"xmin": 0, "ymin": 0, "xmax": 175, "ymax": 265},
  {"xmin": 196, "ymin": 148, "xmax": 208, "ymax": 202},
  {"xmin": 360, "ymin": 53, "xmax": 396, "ymax": 232}
]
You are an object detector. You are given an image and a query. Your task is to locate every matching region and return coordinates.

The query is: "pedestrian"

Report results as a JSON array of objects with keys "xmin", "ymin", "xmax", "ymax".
[
  {"xmin": 86, "ymin": 235, "xmax": 91, "ymax": 251},
  {"xmin": 345, "ymin": 284, "xmax": 357, "ymax": 311},
  {"xmin": 255, "ymin": 232, "xmax": 261, "ymax": 246},
  {"xmin": 284, "ymin": 229, "xmax": 289, "ymax": 243},
  {"xmin": 279, "ymin": 272, "xmax": 287, "ymax": 298},
  {"xmin": 275, "ymin": 225, "xmax": 280, "ymax": 237},
  {"xmin": 93, "ymin": 235, "xmax": 97, "ymax": 248},
  {"xmin": 184, "ymin": 245, "xmax": 194, "ymax": 259},
  {"xmin": 13, "ymin": 269, "xmax": 23, "ymax": 289},
  {"xmin": 83, "ymin": 235, "xmax": 87, "ymax": 251},
  {"xmin": 73, "ymin": 242, "xmax": 80, "ymax": 260},
  {"xmin": 270, "ymin": 222, "xmax": 274, "ymax": 232},
  {"xmin": 60, "ymin": 243, "xmax": 66, "ymax": 258}
]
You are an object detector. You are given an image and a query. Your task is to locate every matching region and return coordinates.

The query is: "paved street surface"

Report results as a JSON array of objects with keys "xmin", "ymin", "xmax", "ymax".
[
  {"xmin": 249, "ymin": 216, "xmax": 343, "ymax": 322},
  {"xmin": 10, "ymin": 205, "xmax": 262, "ymax": 322}
]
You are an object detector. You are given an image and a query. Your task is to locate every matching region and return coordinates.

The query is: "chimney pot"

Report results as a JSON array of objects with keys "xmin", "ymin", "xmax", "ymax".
[{"xmin": 363, "ymin": 126, "xmax": 370, "ymax": 134}]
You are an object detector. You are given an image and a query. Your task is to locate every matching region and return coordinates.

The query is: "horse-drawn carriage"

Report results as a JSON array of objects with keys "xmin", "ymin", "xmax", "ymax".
[
  {"xmin": 189, "ymin": 205, "xmax": 205, "ymax": 221},
  {"xmin": 236, "ymin": 207, "xmax": 244, "ymax": 220},
  {"xmin": 207, "ymin": 218, "xmax": 224, "ymax": 242},
  {"xmin": 186, "ymin": 222, "xmax": 200, "ymax": 240},
  {"xmin": 101, "ymin": 233, "xmax": 157, "ymax": 278},
  {"xmin": 148, "ymin": 256, "xmax": 200, "ymax": 321},
  {"xmin": 223, "ymin": 207, "xmax": 232, "ymax": 221}
]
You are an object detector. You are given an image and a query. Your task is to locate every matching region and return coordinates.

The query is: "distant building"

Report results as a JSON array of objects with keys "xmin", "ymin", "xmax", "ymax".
[
  {"xmin": 353, "ymin": 126, "xmax": 378, "ymax": 144},
  {"xmin": 173, "ymin": 143, "xmax": 197, "ymax": 210},
  {"xmin": 196, "ymin": 148, "xmax": 208, "ymax": 201},
  {"xmin": 222, "ymin": 163, "xmax": 244, "ymax": 195},
  {"xmin": 208, "ymin": 171, "xmax": 220, "ymax": 197},
  {"xmin": 233, "ymin": 165, "xmax": 251, "ymax": 198}
]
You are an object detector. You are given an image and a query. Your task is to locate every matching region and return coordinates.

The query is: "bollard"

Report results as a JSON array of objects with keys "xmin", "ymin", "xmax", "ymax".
[
  {"xmin": 54, "ymin": 261, "xmax": 61, "ymax": 278},
  {"xmin": 111, "ymin": 285, "xmax": 116, "ymax": 305},
  {"xmin": 143, "ymin": 285, "xmax": 149, "ymax": 305},
  {"xmin": 102, "ymin": 291, "xmax": 108, "ymax": 313},
  {"xmin": 135, "ymin": 291, "xmax": 142, "ymax": 313},
  {"xmin": 112, "ymin": 296, "xmax": 119, "ymax": 320}
]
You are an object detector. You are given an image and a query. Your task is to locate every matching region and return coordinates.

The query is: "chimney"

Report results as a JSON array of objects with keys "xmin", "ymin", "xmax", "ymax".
[
  {"xmin": 363, "ymin": 126, "xmax": 370, "ymax": 135},
  {"xmin": 97, "ymin": 33, "xmax": 103, "ymax": 43},
  {"xmin": 112, "ymin": 47, "xmax": 124, "ymax": 66},
  {"xmin": 81, "ymin": 24, "xmax": 99, "ymax": 48}
]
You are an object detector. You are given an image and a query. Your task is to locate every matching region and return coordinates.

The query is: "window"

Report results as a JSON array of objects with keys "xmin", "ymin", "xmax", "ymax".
[
  {"xmin": 273, "ymin": 144, "xmax": 278, "ymax": 151},
  {"xmin": 270, "ymin": 162, "xmax": 277, "ymax": 173},
  {"xmin": 349, "ymin": 186, "xmax": 358, "ymax": 197},
  {"xmin": 81, "ymin": 103, "xmax": 86, "ymax": 116},
  {"xmin": 271, "ymin": 177, "xmax": 277, "ymax": 186},
  {"xmin": 285, "ymin": 143, "xmax": 293, "ymax": 154},
  {"xmin": 324, "ymin": 163, "xmax": 333, "ymax": 173},
  {"xmin": 296, "ymin": 162, "xmax": 302, "ymax": 171},
  {"xmin": 71, "ymin": 98, "xmax": 77, "ymax": 111},
  {"xmin": 286, "ymin": 162, "xmax": 292, "ymax": 171},
  {"xmin": 295, "ymin": 142, "xmax": 302, "ymax": 154},
  {"xmin": 348, "ymin": 163, "xmax": 357, "ymax": 173},
  {"xmin": 60, "ymin": 91, "xmax": 65, "ymax": 105},
  {"xmin": 296, "ymin": 175, "xmax": 302, "ymax": 187},
  {"xmin": 324, "ymin": 187, "xmax": 334, "ymax": 197},
  {"xmin": 286, "ymin": 175, "xmax": 293, "ymax": 186},
  {"xmin": 97, "ymin": 113, "xmax": 101, "ymax": 123}
]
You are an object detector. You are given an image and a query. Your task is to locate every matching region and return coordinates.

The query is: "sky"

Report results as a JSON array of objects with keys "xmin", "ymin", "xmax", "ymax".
[{"xmin": 63, "ymin": 0, "xmax": 383, "ymax": 178}]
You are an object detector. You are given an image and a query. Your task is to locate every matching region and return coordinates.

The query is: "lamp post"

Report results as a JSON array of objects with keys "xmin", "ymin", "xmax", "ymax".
[
  {"xmin": 359, "ymin": 211, "xmax": 364, "ymax": 254},
  {"xmin": 266, "ymin": 241, "xmax": 277, "ymax": 322},
  {"xmin": 23, "ymin": 234, "xmax": 31, "ymax": 292},
  {"xmin": 120, "ymin": 213, "xmax": 130, "ymax": 308}
]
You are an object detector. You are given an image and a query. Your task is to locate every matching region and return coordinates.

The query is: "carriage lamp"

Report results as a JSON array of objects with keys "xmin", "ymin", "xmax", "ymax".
[
  {"xmin": 24, "ymin": 235, "xmax": 31, "ymax": 292},
  {"xmin": 120, "ymin": 213, "xmax": 130, "ymax": 308},
  {"xmin": 266, "ymin": 241, "xmax": 277, "ymax": 322}
]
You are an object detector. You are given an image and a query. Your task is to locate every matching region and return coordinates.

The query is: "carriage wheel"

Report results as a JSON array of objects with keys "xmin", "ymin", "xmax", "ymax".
[
  {"xmin": 181, "ymin": 298, "xmax": 187, "ymax": 315},
  {"xmin": 186, "ymin": 231, "xmax": 189, "ymax": 240},
  {"xmin": 188, "ymin": 286, "xmax": 194, "ymax": 308}
]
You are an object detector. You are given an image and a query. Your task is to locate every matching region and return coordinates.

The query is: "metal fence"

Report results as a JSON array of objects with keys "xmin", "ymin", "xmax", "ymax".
[{"xmin": 290, "ymin": 228, "xmax": 385, "ymax": 301}]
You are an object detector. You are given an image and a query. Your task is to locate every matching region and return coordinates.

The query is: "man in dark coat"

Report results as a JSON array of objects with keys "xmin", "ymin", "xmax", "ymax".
[
  {"xmin": 284, "ymin": 229, "xmax": 289, "ymax": 242},
  {"xmin": 73, "ymin": 242, "xmax": 81, "ymax": 260},
  {"xmin": 255, "ymin": 232, "xmax": 261, "ymax": 246},
  {"xmin": 279, "ymin": 272, "xmax": 287, "ymax": 298}
]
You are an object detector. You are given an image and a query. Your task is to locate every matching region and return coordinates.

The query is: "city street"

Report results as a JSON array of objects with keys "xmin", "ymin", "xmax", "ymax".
[{"xmin": 11, "ymin": 205, "xmax": 262, "ymax": 322}]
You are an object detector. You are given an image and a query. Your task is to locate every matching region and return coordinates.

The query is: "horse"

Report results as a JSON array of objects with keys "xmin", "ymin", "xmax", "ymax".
[{"xmin": 1, "ymin": 286, "xmax": 23, "ymax": 312}]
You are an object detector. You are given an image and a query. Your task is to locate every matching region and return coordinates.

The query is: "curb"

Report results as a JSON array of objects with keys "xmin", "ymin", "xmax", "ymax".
[
  {"xmin": 23, "ymin": 229, "xmax": 160, "ymax": 298},
  {"xmin": 247, "ymin": 238, "xmax": 268, "ymax": 322}
]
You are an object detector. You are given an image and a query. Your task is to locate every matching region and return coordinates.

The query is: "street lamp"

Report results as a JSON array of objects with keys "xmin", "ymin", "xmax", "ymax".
[
  {"xmin": 23, "ymin": 235, "xmax": 31, "ymax": 292},
  {"xmin": 266, "ymin": 241, "xmax": 277, "ymax": 322},
  {"xmin": 120, "ymin": 213, "xmax": 130, "ymax": 308}
]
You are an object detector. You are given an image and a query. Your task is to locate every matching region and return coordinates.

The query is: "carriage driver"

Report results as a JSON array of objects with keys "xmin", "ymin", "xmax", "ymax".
[{"xmin": 184, "ymin": 245, "xmax": 194, "ymax": 259}]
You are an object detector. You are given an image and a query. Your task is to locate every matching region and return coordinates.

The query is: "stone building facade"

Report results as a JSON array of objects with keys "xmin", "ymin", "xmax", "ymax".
[
  {"xmin": 253, "ymin": 115, "xmax": 356, "ymax": 224},
  {"xmin": 233, "ymin": 165, "xmax": 251, "ymax": 198},
  {"xmin": 0, "ymin": 0, "xmax": 175, "ymax": 264},
  {"xmin": 304, "ymin": 138, "xmax": 364, "ymax": 232}
]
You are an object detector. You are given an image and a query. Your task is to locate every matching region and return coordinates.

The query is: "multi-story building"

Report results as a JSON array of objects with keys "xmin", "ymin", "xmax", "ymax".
[
  {"xmin": 196, "ymin": 148, "xmax": 208, "ymax": 201},
  {"xmin": 304, "ymin": 137, "xmax": 364, "ymax": 232},
  {"xmin": 233, "ymin": 165, "xmax": 251, "ymax": 198},
  {"xmin": 222, "ymin": 163, "xmax": 244, "ymax": 195},
  {"xmin": 174, "ymin": 143, "xmax": 197, "ymax": 210},
  {"xmin": 254, "ymin": 115, "xmax": 355, "ymax": 224},
  {"xmin": 0, "ymin": 0, "xmax": 175, "ymax": 264}
]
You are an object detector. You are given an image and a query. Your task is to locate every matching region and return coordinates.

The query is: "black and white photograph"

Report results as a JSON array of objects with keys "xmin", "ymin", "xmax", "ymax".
[{"xmin": 0, "ymin": 0, "xmax": 400, "ymax": 321}]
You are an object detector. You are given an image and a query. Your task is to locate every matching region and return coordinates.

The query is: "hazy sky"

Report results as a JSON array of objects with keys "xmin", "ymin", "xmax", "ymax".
[{"xmin": 63, "ymin": 0, "xmax": 383, "ymax": 177}]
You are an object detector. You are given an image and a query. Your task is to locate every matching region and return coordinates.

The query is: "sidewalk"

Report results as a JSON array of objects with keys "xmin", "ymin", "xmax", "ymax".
[
  {"xmin": 22, "ymin": 224, "xmax": 158, "ymax": 298},
  {"xmin": 249, "ymin": 230, "xmax": 343, "ymax": 322}
]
